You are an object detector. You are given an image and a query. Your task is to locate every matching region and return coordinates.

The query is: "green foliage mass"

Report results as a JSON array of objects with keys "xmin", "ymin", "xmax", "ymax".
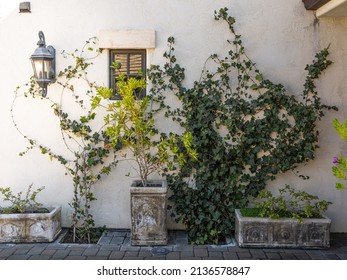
[
  {"xmin": 332, "ymin": 118, "xmax": 347, "ymax": 190},
  {"xmin": 243, "ymin": 185, "xmax": 332, "ymax": 221},
  {"xmin": 148, "ymin": 8, "xmax": 336, "ymax": 244},
  {"xmin": 0, "ymin": 184, "xmax": 45, "ymax": 214},
  {"xmin": 92, "ymin": 74, "xmax": 197, "ymax": 188}
]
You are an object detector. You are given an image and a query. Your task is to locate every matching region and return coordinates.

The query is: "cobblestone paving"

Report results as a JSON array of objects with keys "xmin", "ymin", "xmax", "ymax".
[{"xmin": 0, "ymin": 230, "xmax": 346, "ymax": 260}]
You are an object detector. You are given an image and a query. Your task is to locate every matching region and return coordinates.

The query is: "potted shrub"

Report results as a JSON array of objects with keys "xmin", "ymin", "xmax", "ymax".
[
  {"xmin": 235, "ymin": 185, "xmax": 332, "ymax": 248},
  {"xmin": 93, "ymin": 74, "xmax": 197, "ymax": 245},
  {"xmin": 0, "ymin": 184, "xmax": 62, "ymax": 243}
]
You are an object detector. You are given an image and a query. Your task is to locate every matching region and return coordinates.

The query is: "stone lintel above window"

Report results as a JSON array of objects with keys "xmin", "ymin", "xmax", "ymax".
[{"xmin": 98, "ymin": 29, "xmax": 155, "ymax": 49}]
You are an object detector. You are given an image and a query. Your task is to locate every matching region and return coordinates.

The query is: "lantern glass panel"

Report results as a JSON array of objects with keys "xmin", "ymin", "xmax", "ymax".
[{"xmin": 32, "ymin": 58, "xmax": 53, "ymax": 80}]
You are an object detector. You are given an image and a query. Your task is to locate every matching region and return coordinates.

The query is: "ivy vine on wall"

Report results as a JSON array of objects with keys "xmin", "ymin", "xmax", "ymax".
[
  {"xmin": 148, "ymin": 8, "xmax": 337, "ymax": 244},
  {"xmin": 11, "ymin": 39, "xmax": 118, "ymax": 243}
]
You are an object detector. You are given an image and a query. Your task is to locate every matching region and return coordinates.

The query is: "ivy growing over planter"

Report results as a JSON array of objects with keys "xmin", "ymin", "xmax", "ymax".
[{"xmin": 148, "ymin": 8, "xmax": 337, "ymax": 244}]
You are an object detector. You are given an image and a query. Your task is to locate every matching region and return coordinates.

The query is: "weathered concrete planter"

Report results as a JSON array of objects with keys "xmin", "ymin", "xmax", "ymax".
[
  {"xmin": 130, "ymin": 180, "xmax": 167, "ymax": 246},
  {"xmin": 0, "ymin": 206, "xmax": 62, "ymax": 243},
  {"xmin": 235, "ymin": 209, "xmax": 331, "ymax": 248}
]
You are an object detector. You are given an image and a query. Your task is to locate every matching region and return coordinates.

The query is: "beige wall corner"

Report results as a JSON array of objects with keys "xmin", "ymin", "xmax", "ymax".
[{"xmin": 316, "ymin": 0, "xmax": 347, "ymax": 17}]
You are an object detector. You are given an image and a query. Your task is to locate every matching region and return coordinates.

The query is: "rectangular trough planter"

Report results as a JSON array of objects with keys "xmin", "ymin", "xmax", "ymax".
[
  {"xmin": 130, "ymin": 180, "xmax": 168, "ymax": 246},
  {"xmin": 0, "ymin": 206, "xmax": 62, "ymax": 243},
  {"xmin": 235, "ymin": 209, "xmax": 331, "ymax": 248}
]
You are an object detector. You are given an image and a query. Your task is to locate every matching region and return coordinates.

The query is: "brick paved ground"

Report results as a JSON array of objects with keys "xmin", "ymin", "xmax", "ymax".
[{"xmin": 0, "ymin": 230, "xmax": 346, "ymax": 260}]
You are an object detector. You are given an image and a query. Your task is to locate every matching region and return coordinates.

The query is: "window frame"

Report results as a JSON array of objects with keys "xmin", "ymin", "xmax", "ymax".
[{"xmin": 109, "ymin": 49, "xmax": 147, "ymax": 100}]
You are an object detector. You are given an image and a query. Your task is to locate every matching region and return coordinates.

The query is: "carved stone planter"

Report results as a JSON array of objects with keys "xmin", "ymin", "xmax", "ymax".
[
  {"xmin": 235, "ymin": 209, "xmax": 331, "ymax": 248},
  {"xmin": 130, "ymin": 180, "xmax": 167, "ymax": 246},
  {"xmin": 0, "ymin": 206, "xmax": 62, "ymax": 243}
]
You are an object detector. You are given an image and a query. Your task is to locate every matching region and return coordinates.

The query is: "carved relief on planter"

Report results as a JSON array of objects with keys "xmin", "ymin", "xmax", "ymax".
[
  {"xmin": 244, "ymin": 224, "xmax": 267, "ymax": 243},
  {"xmin": 130, "ymin": 180, "xmax": 167, "ymax": 246},
  {"xmin": 235, "ymin": 209, "xmax": 330, "ymax": 248},
  {"xmin": 273, "ymin": 224, "xmax": 296, "ymax": 244},
  {"xmin": 0, "ymin": 206, "xmax": 62, "ymax": 243}
]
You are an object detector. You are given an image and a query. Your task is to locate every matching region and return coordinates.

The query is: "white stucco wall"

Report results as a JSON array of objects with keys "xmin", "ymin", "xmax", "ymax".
[{"xmin": 1, "ymin": 0, "xmax": 347, "ymax": 232}]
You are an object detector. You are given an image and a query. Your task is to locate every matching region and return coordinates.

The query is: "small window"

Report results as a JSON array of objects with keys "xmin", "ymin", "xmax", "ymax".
[{"xmin": 110, "ymin": 49, "xmax": 146, "ymax": 99}]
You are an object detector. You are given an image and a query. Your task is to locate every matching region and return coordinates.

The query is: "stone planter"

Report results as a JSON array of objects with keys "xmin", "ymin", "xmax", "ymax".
[
  {"xmin": 130, "ymin": 180, "xmax": 167, "ymax": 246},
  {"xmin": 235, "ymin": 209, "xmax": 331, "ymax": 248},
  {"xmin": 0, "ymin": 206, "xmax": 62, "ymax": 243}
]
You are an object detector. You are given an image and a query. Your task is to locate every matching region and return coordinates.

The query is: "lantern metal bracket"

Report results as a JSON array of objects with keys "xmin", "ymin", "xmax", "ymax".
[{"xmin": 47, "ymin": 45, "xmax": 56, "ymax": 83}]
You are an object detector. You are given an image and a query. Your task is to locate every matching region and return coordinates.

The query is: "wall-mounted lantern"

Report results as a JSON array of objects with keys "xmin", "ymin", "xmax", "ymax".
[{"xmin": 30, "ymin": 31, "xmax": 56, "ymax": 97}]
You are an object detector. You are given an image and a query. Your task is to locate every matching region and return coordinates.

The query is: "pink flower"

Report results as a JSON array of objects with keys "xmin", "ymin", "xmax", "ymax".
[{"xmin": 333, "ymin": 156, "xmax": 339, "ymax": 165}]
